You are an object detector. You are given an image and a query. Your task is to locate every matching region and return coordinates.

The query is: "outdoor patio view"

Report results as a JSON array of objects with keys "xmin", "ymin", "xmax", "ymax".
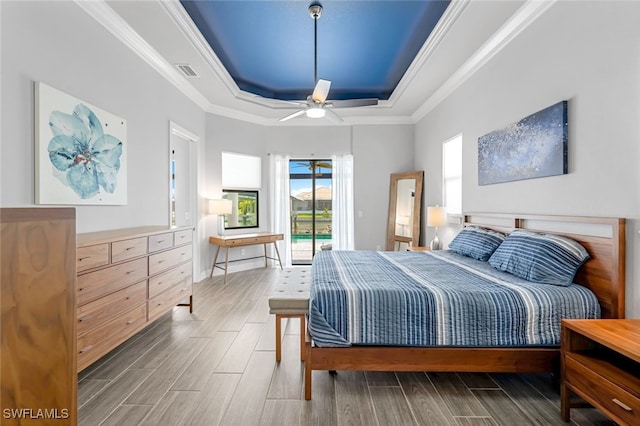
[{"xmin": 290, "ymin": 160, "xmax": 332, "ymax": 264}]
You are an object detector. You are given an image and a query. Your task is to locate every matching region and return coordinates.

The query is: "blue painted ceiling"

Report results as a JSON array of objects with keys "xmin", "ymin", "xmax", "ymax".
[{"xmin": 180, "ymin": 1, "xmax": 451, "ymax": 101}]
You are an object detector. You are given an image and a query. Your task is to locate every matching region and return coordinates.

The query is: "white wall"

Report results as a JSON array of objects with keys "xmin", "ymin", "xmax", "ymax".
[
  {"xmin": 415, "ymin": 1, "xmax": 640, "ymax": 317},
  {"xmin": 0, "ymin": 1, "xmax": 205, "ymax": 233}
]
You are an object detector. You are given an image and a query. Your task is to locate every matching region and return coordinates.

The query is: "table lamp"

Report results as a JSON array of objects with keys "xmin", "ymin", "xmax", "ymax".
[
  {"xmin": 209, "ymin": 199, "xmax": 232, "ymax": 236},
  {"xmin": 427, "ymin": 206, "xmax": 446, "ymax": 250}
]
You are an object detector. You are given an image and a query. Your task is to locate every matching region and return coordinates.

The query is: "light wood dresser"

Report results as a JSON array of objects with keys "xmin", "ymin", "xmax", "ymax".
[
  {"xmin": 1, "ymin": 208, "xmax": 77, "ymax": 424},
  {"xmin": 561, "ymin": 319, "xmax": 640, "ymax": 425},
  {"xmin": 76, "ymin": 226, "xmax": 193, "ymax": 372}
]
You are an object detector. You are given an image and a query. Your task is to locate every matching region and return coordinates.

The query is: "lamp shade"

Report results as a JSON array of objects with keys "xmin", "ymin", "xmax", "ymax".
[
  {"xmin": 427, "ymin": 206, "xmax": 446, "ymax": 227},
  {"xmin": 208, "ymin": 199, "xmax": 232, "ymax": 215}
]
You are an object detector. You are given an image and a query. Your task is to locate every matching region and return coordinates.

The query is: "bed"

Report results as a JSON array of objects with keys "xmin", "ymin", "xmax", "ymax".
[{"xmin": 303, "ymin": 213, "xmax": 625, "ymax": 400}]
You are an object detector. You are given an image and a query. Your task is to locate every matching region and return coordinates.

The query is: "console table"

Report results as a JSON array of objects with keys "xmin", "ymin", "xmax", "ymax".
[
  {"xmin": 561, "ymin": 319, "xmax": 640, "ymax": 425},
  {"xmin": 209, "ymin": 232, "xmax": 284, "ymax": 283}
]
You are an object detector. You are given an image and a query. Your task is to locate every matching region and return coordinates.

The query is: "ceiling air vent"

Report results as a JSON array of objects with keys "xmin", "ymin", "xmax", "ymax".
[{"xmin": 175, "ymin": 64, "xmax": 198, "ymax": 77}]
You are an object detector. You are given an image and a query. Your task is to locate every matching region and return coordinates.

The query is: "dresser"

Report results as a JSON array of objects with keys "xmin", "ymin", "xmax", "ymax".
[
  {"xmin": 76, "ymin": 226, "xmax": 193, "ymax": 372},
  {"xmin": 1, "ymin": 208, "xmax": 77, "ymax": 424},
  {"xmin": 561, "ymin": 319, "xmax": 640, "ymax": 425}
]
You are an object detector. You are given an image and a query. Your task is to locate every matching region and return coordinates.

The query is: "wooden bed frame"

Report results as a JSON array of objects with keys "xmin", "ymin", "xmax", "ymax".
[{"xmin": 304, "ymin": 213, "xmax": 626, "ymax": 400}]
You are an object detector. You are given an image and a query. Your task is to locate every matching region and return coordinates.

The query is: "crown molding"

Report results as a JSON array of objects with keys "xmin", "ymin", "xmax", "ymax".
[
  {"xmin": 160, "ymin": 0, "xmax": 241, "ymax": 98},
  {"xmin": 74, "ymin": 0, "xmax": 553, "ymax": 128},
  {"xmin": 387, "ymin": 0, "xmax": 469, "ymax": 106},
  {"xmin": 74, "ymin": 0, "xmax": 210, "ymax": 110},
  {"xmin": 412, "ymin": 0, "xmax": 557, "ymax": 122}
]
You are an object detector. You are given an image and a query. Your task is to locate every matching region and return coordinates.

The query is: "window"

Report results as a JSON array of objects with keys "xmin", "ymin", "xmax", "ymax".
[
  {"xmin": 223, "ymin": 190, "xmax": 259, "ymax": 229},
  {"xmin": 443, "ymin": 135, "xmax": 462, "ymax": 215},
  {"xmin": 222, "ymin": 152, "xmax": 261, "ymax": 230},
  {"xmin": 289, "ymin": 160, "xmax": 332, "ymax": 264}
]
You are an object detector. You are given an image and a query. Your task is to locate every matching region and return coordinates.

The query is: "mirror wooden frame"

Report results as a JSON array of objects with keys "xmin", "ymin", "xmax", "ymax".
[{"xmin": 386, "ymin": 171, "xmax": 424, "ymax": 251}]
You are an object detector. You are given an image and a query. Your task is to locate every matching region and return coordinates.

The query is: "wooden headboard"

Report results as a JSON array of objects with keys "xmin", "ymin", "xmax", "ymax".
[{"xmin": 464, "ymin": 213, "xmax": 626, "ymax": 319}]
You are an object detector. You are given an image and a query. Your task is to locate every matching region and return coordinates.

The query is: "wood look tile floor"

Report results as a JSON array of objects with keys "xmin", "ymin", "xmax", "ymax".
[{"xmin": 78, "ymin": 267, "xmax": 616, "ymax": 426}]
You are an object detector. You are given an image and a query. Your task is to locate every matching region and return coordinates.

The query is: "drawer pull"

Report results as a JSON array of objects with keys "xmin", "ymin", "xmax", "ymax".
[
  {"xmin": 158, "ymin": 260, "xmax": 165, "ymax": 264},
  {"xmin": 78, "ymin": 256, "xmax": 91, "ymax": 262},
  {"xmin": 126, "ymin": 318, "xmax": 139, "ymax": 325},
  {"xmin": 126, "ymin": 270, "xmax": 136, "ymax": 275},
  {"xmin": 125, "ymin": 246, "xmax": 135, "ymax": 251},
  {"xmin": 157, "ymin": 240, "xmax": 165, "ymax": 244},
  {"xmin": 612, "ymin": 398, "xmax": 633, "ymax": 411},
  {"xmin": 79, "ymin": 345, "xmax": 93, "ymax": 353}
]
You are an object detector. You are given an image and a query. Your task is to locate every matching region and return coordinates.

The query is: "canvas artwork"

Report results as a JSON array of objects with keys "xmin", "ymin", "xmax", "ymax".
[
  {"xmin": 36, "ymin": 82, "xmax": 127, "ymax": 205},
  {"xmin": 478, "ymin": 101, "xmax": 568, "ymax": 186}
]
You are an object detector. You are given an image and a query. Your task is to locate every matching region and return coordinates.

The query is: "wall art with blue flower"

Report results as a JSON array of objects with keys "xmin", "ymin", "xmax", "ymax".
[{"xmin": 36, "ymin": 82, "xmax": 127, "ymax": 205}]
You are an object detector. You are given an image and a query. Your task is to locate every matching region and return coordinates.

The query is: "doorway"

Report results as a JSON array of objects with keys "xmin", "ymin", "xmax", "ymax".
[
  {"xmin": 289, "ymin": 159, "xmax": 332, "ymax": 264},
  {"xmin": 169, "ymin": 122, "xmax": 199, "ymax": 277}
]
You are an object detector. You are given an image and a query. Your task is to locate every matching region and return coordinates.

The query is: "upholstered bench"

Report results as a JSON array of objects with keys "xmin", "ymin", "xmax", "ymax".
[{"xmin": 268, "ymin": 268, "xmax": 310, "ymax": 362}]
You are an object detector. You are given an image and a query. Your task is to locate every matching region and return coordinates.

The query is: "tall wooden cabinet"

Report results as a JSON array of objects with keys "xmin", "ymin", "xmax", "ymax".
[
  {"xmin": 76, "ymin": 226, "xmax": 193, "ymax": 371},
  {"xmin": 1, "ymin": 208, "xmax": 77, "ymax": 425}
]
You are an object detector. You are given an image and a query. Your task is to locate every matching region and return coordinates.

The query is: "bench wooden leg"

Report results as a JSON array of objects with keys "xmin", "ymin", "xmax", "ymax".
[
  {"xmin": 304, "ymin": 338, "xmax": 312, "ymax": 400},
  {"xmin": 299, "ymin": 314, "xmax": 305, "ymax": 361},
  {"xmin": 275, "ymin": 314, "xmax": 282, "ymax": 362}
]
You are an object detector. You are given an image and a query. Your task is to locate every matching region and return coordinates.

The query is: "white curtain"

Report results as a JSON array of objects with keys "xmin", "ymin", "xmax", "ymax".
[
  {"xmin": 269, "ymin": 154, "xmax": 292, "ymax": 266},
  {"xmin": 331, "ymin": 154, "xmax": 355, "ymax": 250}
]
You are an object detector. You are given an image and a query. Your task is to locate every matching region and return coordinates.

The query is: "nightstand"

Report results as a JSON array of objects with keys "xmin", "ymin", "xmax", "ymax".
[
  {"xmin": 561, "ymin": 319, "xmax": 640, "ymax": 425},
  {"xmin": 407, "ymin": 246, "xmax": 430, "ymax": 252}
]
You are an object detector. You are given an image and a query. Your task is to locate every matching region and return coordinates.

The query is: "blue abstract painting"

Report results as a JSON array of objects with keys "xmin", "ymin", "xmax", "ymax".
[
  {"xmin": 478, "ymin": 101, "xmax": 568, "ymax": 186},
  {"xmin": 36, "ymin": 82, "xmax": 127, "ymax": 205}
]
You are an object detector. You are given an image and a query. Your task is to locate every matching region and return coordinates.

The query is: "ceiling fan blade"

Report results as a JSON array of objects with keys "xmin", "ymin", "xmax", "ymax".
[
  {"xmin": 312, "ymin": 79, "xmax": 331, "ymax": 104},
  {"xmin": 329, "ymin": 98, "xmax": 379, "ymax": 108},
  {"xmin": 324, "ymin": 108, "xmax": 343, "ymax": 123},
  {"xmin": 279, "ymin": 109, "xmax": 306, "ymax": 122}
]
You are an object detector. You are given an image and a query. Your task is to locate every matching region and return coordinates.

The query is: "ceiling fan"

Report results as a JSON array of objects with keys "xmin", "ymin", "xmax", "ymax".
[{"xmin": 279, "ymin": 3, "xmax": 378, "ymax": 123}]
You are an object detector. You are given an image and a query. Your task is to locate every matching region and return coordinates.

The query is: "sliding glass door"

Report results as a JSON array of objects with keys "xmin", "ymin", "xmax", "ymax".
[{"xmin": 289, "ymin": 160, "xmax": 332, "ymax": 264}]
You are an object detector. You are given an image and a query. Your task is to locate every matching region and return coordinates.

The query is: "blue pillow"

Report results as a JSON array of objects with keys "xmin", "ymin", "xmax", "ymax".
[
  {"xmin": 448, "ymin": 226, "xmax": 506, "ymax": 261},
  {"xmin": 488, "ymin": 230, "xmax": 590, "ymax": 286}
]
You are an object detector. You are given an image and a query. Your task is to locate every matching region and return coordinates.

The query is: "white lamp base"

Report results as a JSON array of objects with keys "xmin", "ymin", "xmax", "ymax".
[
  {"xmin": 217, "ymin": 215, "xmax": 225, "ymax": 236},
  {"xmin": 429, "ymin": 234, "xmax": 441, "ymax": 251}
]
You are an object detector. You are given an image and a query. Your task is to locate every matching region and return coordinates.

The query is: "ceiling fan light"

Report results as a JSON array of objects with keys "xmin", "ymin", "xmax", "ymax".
[{"xmin": 306, "ymin": 107, "xmax": 325, "ymax": 118}]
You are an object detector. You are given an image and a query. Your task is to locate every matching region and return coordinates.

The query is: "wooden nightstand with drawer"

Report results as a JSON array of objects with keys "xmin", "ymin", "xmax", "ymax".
[{"xmin": 561, "ymin": 319, "xmax": 640, "ymax": 425}]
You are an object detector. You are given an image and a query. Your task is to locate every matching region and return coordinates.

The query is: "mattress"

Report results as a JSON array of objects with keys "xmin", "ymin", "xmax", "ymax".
[{"xmin": 308, "ymin": 250, "xmax": 600, "ymax": 347}]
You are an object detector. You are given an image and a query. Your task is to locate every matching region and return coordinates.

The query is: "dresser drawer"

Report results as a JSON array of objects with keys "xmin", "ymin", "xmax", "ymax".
[
  {"xmin": 148, "ymin": 280, "xmax": 192, "ymax": 322},
  {"xmin": 77, "ymin": 303, "xmax": 147, "ymax": 372},
  {"xmin": 112, "ymin": 236, "xmax": 147, "ymax": 263},
  {"xmin": 148, "ymin": 246, "xmax": 192, "ymax": 276},
  {"xmin": 566, "ymin": 355, "xmax": 640, "ymax": 425},
  {"xmin": 174, "ymin": 229, "xmax": 193, "ymax": 246},
  {"xmin": 77, "ymin": 281, "xmax": 147, "ymax": 337},
  {"xmin": 77, "ymin": 244, "xmax": 109, "ymax": 272},
  {"xmin": 148, "ymin": 261, "xmax": 192, "ymax": 299},
  {"xmin": 77, "ymin": 257, "xmax": 148, "ymax": 306},
  {"xmin": 148, "ymin": 232, "xmax": 173, "ymax": 253}
]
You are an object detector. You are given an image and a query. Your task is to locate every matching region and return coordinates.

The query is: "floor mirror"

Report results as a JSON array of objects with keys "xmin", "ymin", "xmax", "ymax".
[{"xmin": 386, "ymin": 171, "xmax": 423, "ymax": 251}]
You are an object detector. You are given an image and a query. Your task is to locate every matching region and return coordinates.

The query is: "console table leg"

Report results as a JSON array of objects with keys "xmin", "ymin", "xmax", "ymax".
[
  {"xmin": 210, "ymin": 245, "xmax": 221, "ymax": 278},
  {"xmin": 223, "ymin": 247, "xmax": 229, "ymax": 284},
  {"xmin": 273, "ymin": 241, "xmax": 283, "ymax": 270},
  {"xmin": 264, "ymin": 243, "xmax": 268, "ymax": 268}
]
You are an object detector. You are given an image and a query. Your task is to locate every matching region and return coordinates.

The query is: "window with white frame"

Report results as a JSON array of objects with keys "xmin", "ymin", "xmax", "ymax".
[
  {"xmin": 443, "ymin": 135, "xmax": 462, "ymax": 215},
  {"xmin": 222, "ymin": 152, "xmax": 262, "ymax": 230}
]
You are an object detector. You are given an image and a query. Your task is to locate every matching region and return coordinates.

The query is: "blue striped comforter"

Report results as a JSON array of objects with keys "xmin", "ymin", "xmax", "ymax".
[{"xmin": 309, "ymin": 250, "xmax": 600, "ymax": 347}]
